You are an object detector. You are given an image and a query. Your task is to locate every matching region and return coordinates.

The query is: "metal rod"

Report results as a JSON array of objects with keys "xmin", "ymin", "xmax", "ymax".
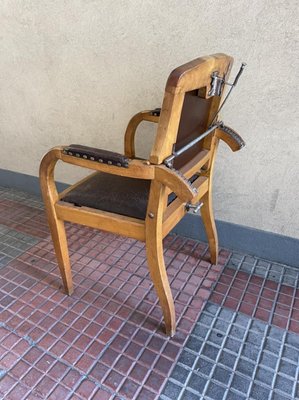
[
  {"xmin": 210, "ymin": 62, "xmax": 246, "ymax": 124},
  {"xmin": 164, "ymin": 122, "xmax": 220, "ymax": 166}
]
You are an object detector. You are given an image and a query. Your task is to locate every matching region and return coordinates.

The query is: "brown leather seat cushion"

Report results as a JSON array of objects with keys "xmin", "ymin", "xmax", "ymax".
[
  {"xmin": 61, "ymin": 172, "xmax": 197, "ymax": 220},
  {"xmin": 62, "ymin": 173, "xmax": 151, "ymax": 220}
]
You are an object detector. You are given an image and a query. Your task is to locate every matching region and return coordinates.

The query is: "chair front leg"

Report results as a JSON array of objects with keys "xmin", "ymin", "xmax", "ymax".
[
  {"xmin": 40, "ymin": 150, "xmax": 74, "ymax": 295},
  {"xmin": 146, "ymin": 181, "xmax": 176, "ymax": 336}
]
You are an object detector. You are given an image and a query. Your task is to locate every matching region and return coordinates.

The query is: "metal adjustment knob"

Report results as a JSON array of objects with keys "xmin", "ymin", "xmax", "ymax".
[{"xmin": 185, "ymin": 202, "xmax": 203, "ymax": 213}]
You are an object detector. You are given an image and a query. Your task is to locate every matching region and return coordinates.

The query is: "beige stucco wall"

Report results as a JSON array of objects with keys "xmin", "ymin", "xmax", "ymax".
[{"xmin": 0, "ymin": 1, "xmax": 298, "ymax": 238}]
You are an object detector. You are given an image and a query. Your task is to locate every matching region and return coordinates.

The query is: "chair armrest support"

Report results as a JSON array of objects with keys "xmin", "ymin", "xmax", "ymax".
[
  {"xmin": 124, "ymin": 109, "xmax": 160, "ymax": 158},
  {"xmin": 155, "ymin": 165, "xmax": 198, "ymax": 203},
  {"xmin": 216, "ymin": 124, "xmax": 245, "ymax": 152}
]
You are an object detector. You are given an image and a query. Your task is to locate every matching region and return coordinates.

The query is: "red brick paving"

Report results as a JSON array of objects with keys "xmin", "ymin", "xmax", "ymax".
[
  {"xmin": 1, "ymin": 192, "xmax": 298, "ymax": 399},
  {"xmin": 0, "ymin": 195, "xmax": 229, "ymax": 399}
]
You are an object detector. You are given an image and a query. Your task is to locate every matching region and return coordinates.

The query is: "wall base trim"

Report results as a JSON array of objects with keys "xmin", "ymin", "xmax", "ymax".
[
  {"xmin": 173, "ymin": 213, "xmax": 298, "ymax": 268},
  {"xmin": 0, "ymin": 168, "xmax": 68, "ymax": 195},
  {"xmin": 1, "ymin": 168, "xmax": 298, "ymax": 267}
]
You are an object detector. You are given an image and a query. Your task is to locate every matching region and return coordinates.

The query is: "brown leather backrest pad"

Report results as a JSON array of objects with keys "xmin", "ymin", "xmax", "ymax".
[{"xmin": 173, "ymin": 90, "xmax": 213, "ymax": 169}]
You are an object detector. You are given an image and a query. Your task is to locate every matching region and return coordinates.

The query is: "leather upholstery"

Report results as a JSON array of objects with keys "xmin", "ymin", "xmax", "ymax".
[
  {"xmin": 63, "ymin": 144, "xmax": 129, "ymax": 167},
  {"xmin": 174, "ymin": 90, "xmax": 212, "ymax": 169},
  {"xmin": 61, "ymin": 172, "xmax": 198, "ymax": 220},
  {"xmin": 62, "ymin": 173, "xmax": 150, "ymax": 220}
]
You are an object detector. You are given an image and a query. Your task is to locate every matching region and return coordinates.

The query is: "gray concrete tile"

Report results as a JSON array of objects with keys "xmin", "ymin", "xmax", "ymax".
[
  {"xmin": 267, "ymin": 326, "xmax": 285, "ymax": 342},
  {"xmin": 177, "ymin": 350, "xmax": 197, "ymax": 369},
  {"xmin": 201, "ymin": 343, "xmax": 220, "ymax": 361},
  {"xmin": 205, "ymin": 303, "xmax": 219, "ymax": 316},
  {"xmin": 162, "ymin": 381, "xmax": 183, "ymax": 399},
  {"xmin": 278, "ymin": 359, "xmax": 297, "ymax": 378},
  {"xmin": 194, "ymin": 358, "xmax": 214, "ymax": 377},
  {"xmin": 205, "ymin": 381, "xmax": 226, "ymax": 399},
  {"xmin": 185, "ymin": 336, "xmax": 203, "ymax": 353},
  {"xmin": 229, "ymin": 325, "xmax": 246, "ymax": 340},
  {"xmin": 162, "ymin": 300, "xmax": 299, "ymax": 400},
  {"xmin": 213, "ymin": 365, "xmax": 231, "ymax": 385},
  {"xmin": 255, "ymin": 366, "xmax": 274, "ymax": 386},
  {"xmin": 188, "ymin": 372, "xmax": 207, "ymax": 394},
  {"xmin": 259, "ymin": 352, "xmax": 278, "ymax": 370},
  {"xmin": 192, "ymin": 323, "xmax": 209, "ymax": 340},
  {"xmin": 218, "ymin": 351, "xmax": 237, "ymax": 369},
  {"xmin": 285, "ymin": 332, "xmax": 299, "ymax": 348},
  {"xmin": 171, "ymin": 365, "xmax": 190, "ymax": 385},
  {"xmin": 230, "ymin": 374, "xmax": 250, "ymax": 395},
  {"xmin": 225, "ymin": 337, "xmax": 242, "ymax": 354},
  {"xmin": 0, "ymin": 224, "xmax": 39, "ymax": 264},
  {"xmin": 249, "ymin": 383, "xmax": 271, "ymax": 400},
  {"xmin": 274, "ymin": 374, "xmax": 295, "ymax": 396},
  {"xmin": 226, "ymin": 390, "xmax": 247, "ymax": 400},
  {"xmin": 214, "ymin": 319, "xmax": 230, "ymax": 333},
  {"xmin": 236, "ymin": 358, "xmax": 255, "ymax": 378},
  {"xmin": 264, "ymin": 338, "xmax": 281, "ymax": 355},
  {"xmin": 281, "ymin": 345, "xmax": 299, "ymax": 363},
  {"xmin": 180, "ymin": 389, "xmax": 202, "ymax": 400},
  {"xmin": 208, "ymin": 330, "xmax": 226, "ymax": 347}
]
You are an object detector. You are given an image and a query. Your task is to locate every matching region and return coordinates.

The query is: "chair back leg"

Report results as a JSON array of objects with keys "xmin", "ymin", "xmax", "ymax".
[
  {"xmin": 201, "ymin": 191, "xmax": 218, "ymax": 265},
  {"xmin": 201, "ymin": 136, "xmax": 220, "ymax": 264},
  {"xmin": 146, "ymin": 181, "xmax": 176, "ymax": 336}
]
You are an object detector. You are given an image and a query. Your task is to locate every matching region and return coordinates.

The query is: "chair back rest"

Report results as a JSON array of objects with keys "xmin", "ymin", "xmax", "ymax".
[{"xmin": 150, "ymin": 54, "xmax": 233, "ymax": 168}]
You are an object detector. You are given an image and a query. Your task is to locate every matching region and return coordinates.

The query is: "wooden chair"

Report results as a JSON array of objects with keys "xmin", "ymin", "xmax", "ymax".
[{"xmin": 40, "ymin": 54, "xmax": 245, "ymax": 336}]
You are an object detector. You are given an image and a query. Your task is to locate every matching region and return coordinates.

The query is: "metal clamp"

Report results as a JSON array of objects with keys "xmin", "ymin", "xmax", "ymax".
[{"xmin": 185, "ymin": 202, "xmax": 203, "ymax": 213}]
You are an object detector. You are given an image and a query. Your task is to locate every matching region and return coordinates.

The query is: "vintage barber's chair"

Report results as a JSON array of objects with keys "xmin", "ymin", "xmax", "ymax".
[{"xmin": 40, "ymin": 54, "xmax": 245, "ymax": 336}]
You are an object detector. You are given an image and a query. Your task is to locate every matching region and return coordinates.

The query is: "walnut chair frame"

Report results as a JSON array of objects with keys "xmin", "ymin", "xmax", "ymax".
[{"xmin": 40, "ymin": 54, "xmax": 244, "ymax": 336}]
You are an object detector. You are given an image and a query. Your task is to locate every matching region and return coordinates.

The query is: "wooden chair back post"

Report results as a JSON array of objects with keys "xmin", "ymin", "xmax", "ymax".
[{"xmin": 150, "ymin": 54, "xmax": 233, "ymax": 167}]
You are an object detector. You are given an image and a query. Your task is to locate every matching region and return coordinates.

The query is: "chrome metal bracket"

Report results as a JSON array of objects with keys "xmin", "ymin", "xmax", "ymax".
[
  {"xmin": 208, "ymin": 62, "xmax": 246, "ymax": 98},
  {"xmin": 185, "ymin": 202, "xmax": 203, "ymax": 213},
  {"xmin": 208, "ymin": 71, "xmax": 224, "ymax": 97}
]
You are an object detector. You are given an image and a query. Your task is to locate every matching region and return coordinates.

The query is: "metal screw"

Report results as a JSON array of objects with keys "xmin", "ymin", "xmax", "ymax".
[{"xmin": 148, "ymin": 212, "xmax": 155, "ymax": 219}]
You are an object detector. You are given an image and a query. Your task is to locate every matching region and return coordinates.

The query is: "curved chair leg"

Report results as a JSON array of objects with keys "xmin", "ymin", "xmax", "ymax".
[
  {"xmin": 201, "ymin": 190, "xmax": 219, "ymax": 265},
  {"xmin": 40, "ymin": 150, "xmax": 73, "ymax": 295},
  {"xmin": 146, "ymin": 181, "xmax": 175, "ymax": 336},
  {"xmin": 48, "ymin": 216, "xmax": 74, "ymax": 295}
]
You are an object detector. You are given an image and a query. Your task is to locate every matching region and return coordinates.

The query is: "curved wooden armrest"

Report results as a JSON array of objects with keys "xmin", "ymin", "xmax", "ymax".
[
  {"xmin": 124, "ymin": 109, "xmax": 160, "ymax": 158},
  {"xmin": 155, "ymin": 165, "xmax": 198, "ymax": 203},
  {"xmin": 216, "ymin": 124, "xmax": 245, "ymax": 152},
  {"xmin": 40, "ymin": 147, "xmax": 155, "ymax": 193}
]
